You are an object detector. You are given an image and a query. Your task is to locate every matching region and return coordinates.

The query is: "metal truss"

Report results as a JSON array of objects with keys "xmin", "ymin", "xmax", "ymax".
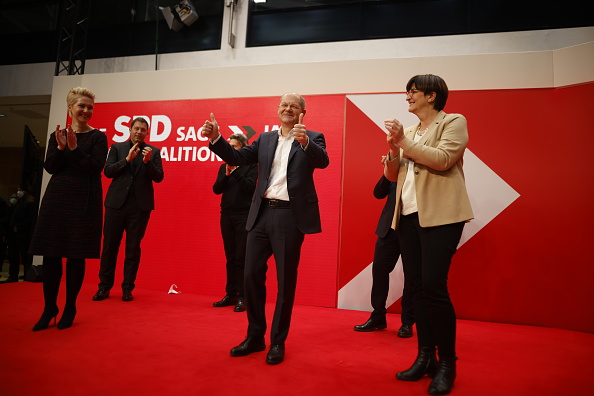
[{"xmin": 54, "ymin": 0, "xmax": 92, "ymax": 76}]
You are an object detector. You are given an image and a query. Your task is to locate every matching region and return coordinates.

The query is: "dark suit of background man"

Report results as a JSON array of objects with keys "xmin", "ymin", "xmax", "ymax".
[
  {"xmin": 202, "ymin": 93, "xmax": 330, "ymax": 365},
  {"xmin": 93, "ymin": 117, "xmax": 164, "ymax": 302},
  {"xmin": 212, "ymin": 133, "xmax": 258, "ymax": 313},
  {"xmin": 353, "ymin": 169, "xmax": 415, "ymax": 338}
]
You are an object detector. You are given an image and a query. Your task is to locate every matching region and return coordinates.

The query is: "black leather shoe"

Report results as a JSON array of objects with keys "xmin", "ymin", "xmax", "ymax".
[
  {"xmin": 354, "ymin": 318, "xmax": 387, "ymax": 332},
  {"xmin": 396, "ymin": 347, "xmax": 438, "ymax": 381},
  {"xmin": 230, "ymin": 336, "xmax": 266, "ymax": 357},
  {"xmin": 0, "ymin": 277, "xmax": 18, "ymax": 283},
  {"xmin": 234, "ymin": 298, "xmax": 246, "ymax": 312},
  {"xmin": 92, "ymin": 289, "xmax": 110, "ymax": 301},
  {"xmin": 428, "ymin": 357, "xmax": 457, "ymax": 395},
  {"xmin": 266, "ymin": 344, "xmax": 285, "ymax": 365},
  {"xmin": 122, "ymin": 291, "xmax": 134, "ymax": 302},
  {"xmin": 397, "ymin": 324, "xmax": 413, "ymax": 338},
  {"xmin": 213, "ymin": 295, "xmax": 238, "ymax": 307}
]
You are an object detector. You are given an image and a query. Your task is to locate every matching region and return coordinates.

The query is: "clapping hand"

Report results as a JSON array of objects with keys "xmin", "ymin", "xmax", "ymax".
[
  {"xmin": 384, "ymin": 118, "xmax": 404, "ymax": 155},
  {"xmin": 55, "ymin": 125, "xmax": 78, "ymax": 151},
  {"xmin": 66, "ymin": 125, "xmax": 78, "ymax": 150},
  {"xmin": 127, "ymin": 143, "xmax": 140, "ymax": 163},
  {"xmin": 142, "ymin": 146, "xmax": 152, "ymax": 163},
  {"xmin": 225, "ymin": 164, "xmax": 238, "ymax": 176},
  {"xmin": 55, "ymin": 125, "xmax": 66, "ymax": 150}
]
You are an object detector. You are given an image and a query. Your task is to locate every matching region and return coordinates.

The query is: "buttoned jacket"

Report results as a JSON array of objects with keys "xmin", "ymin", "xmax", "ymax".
[{"xmin": 210, "ymin": 130, "xmax": 329, "ymax": 234}]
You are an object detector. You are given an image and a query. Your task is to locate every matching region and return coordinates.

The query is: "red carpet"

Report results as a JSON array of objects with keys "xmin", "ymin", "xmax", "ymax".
[{"xmin": 0, "ymin": 281, "xmax": 592, "ymax": 396}]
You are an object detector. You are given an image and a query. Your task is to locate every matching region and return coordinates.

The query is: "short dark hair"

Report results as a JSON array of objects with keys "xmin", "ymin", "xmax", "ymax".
[
  {"xmin": 406, "ymin": 74, "xmax": 449, "ymax": 111},
  {"xmin": 229, "ymin": 133, "xmax": 248, "ymax": 147},
  {"xmin": 130, "ymin": 117, "xmax": 149, "ymax": 129}
]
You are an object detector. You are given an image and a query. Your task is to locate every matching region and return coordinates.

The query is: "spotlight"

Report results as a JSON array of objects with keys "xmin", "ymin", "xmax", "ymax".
[
  {"xmin": 175, "ymin": 0, "xmax": 198, "ymax": 27},
  {"xmin": 160, "ymin": 0, "xmax": 198, "ymax": 31}
]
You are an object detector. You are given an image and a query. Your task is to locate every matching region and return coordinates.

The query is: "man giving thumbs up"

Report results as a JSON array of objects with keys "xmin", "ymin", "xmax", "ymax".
[{"xmin": 202, "ymin": 93, "xmax": 329, "ymax": 364}]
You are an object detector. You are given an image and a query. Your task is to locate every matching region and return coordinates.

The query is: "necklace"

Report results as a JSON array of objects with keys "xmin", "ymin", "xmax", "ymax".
[{"xmin": 416, "ymin": 125, "xmax": 429, "ymax": 136}]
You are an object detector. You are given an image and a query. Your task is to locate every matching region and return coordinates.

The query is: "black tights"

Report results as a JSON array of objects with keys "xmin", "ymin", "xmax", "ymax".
[{"xmin": 41, "ymin": 256, "xmax": 86, "ymax": 313}]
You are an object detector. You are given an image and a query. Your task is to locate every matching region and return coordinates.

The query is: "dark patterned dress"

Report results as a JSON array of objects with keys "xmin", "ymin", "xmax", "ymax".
[{"xmin": 29, "ymin": 129, "xmax": 108, "ymax": 259}]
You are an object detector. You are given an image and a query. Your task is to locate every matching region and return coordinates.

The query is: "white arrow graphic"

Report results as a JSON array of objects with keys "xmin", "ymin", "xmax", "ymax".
[{"xmin": 338, "ymin": 94, "xmax": 520, "ymax": 312}]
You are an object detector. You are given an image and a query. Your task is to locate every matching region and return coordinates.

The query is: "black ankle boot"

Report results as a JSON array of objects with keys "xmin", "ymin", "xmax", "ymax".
[
  {"xmin": 396, "ymin": 346, "xmax": 438, "ymax": 381},
  {"xmin": 57, "ymin": 307, "xmax": 77, "ymax": 330},
  {"xmin": 32, "ymin": 306, "xmax": 59, "ymax": 331},
  {"xmin": 428, "ymin": 357, "xmax": 457, "ymax": 395}
]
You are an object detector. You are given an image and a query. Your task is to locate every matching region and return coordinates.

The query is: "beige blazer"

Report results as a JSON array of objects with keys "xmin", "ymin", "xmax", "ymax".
[{"xmin": 386, "ymin": 111, "xmax": 474, "ymax": 229}]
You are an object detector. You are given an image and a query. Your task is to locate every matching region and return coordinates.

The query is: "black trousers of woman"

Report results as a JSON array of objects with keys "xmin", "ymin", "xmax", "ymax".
[
  {"xmin": 37, "ymin": 256, "xmax": 85, "ymax": 329},
  {"xmin": 398, "ymin": 212, "xmax": 464, "ymax": 359}
]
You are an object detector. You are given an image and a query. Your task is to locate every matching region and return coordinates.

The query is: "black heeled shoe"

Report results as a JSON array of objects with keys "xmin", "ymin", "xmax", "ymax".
[
  {"xmin": 428, "ymin": 357, "xmax": 457, "ymax": 395},
  {"xmin": 57, "ymin": 307, "xmax": 77, "ymax": 330},
  {"xmin": 396, "ymin": 346, "xmax": 438, "ymax": 381},
  {"xmin": 32, "ymin": 307, "xmax": 59, "ymax": 331}
]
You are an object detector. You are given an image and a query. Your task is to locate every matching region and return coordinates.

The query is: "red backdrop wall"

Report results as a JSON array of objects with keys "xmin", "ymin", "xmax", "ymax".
[
  {"xmin": 76, "ymin": 84, "xmax": 593, "ymax": 334},
  {"xmin": 84, "ymin": 95, "xmax": 344, "ymax": 308}
]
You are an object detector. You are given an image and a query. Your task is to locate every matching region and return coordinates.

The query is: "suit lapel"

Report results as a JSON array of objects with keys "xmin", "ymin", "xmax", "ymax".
[
  {"xmin": 288, "ymin": 139, "xmax": 301, "ymax": 163},
  {"xmin": 417, "ymin": 111, "xmax": 446, "ymax": 145}
]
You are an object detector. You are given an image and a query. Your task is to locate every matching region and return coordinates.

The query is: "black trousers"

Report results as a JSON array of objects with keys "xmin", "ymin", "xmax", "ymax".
[
  {"xmin": 398, "ymin": 212, "xmax": 464, "ymax": 359},
  {"xmin": 244, "ymin": 204, "xmax": 305, "ymax": 345},
  {"xmin": 220, "ymin": 211, "xmax": 249, "ymax": 297},
  {"xmin": 98, "ymin": 198, "xmax": 151, "ymax": 292},
  {"xmin": 371, "ymin": 228, "xmax": 414, "ymax": 326}
]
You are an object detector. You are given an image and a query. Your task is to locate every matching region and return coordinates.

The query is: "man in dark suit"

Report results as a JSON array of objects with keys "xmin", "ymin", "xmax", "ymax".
[
  {"xmin": 353, "ymin": 167, "xmax": 415, "ymax": 338},
  {"xmin": 201, "ymin": 93, "xmax": 329, "ymax": 364},
  {"xmin": 92, "ymin": 117, "xmax": 164, "ymax": 302}
]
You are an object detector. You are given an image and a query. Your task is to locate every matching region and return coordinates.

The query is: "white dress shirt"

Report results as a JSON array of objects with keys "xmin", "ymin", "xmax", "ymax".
[
  {"xmin": 264, "ymin": 130, "xmax": 294, "ymax": 201},
  {"xmin": 400, "ymin": 131, "xmax": 424, "ymax": 216}
]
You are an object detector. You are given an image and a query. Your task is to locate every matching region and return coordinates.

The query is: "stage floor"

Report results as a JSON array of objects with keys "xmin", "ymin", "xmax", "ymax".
[{"xmin": 0, "ymin": 281, "xmax": 592, "ymax": 396}]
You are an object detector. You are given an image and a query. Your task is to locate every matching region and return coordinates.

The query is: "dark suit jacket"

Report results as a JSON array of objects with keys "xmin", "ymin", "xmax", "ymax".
[
  {"xmin": 210, "ymin": 130, "xmax": 329, "ymax": 234},
  {"xmin": 374, "ymin": 175, "xmax": 396, "ymax": 239},
  {"xmin": 104, "ymin": 141, "xmax": 164, "ymax": 211}
]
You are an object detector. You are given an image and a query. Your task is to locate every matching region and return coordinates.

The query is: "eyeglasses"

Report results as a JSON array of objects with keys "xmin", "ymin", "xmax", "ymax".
[{"xmin": 406, "ymin": 89, "xmax": 422, "ymax": 97}]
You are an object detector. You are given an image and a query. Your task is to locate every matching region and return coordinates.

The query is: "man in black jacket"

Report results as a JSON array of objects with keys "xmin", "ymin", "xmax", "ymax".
[
  {"xmin": 353, "ymin": 161, "xmax": 415, "ymax": 338},
  {"xmin": 212, "ymin": 133, "xmax": 257, "ymax": 312},
  {"xmin": 93, "ymin": 117, "xmax": 164, "ymax": 302}
]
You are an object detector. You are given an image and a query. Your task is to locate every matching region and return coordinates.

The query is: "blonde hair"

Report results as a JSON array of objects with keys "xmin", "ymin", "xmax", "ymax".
[{"xmin": 66, "ymin": 87, "xmax": 95, "ymax": 106}]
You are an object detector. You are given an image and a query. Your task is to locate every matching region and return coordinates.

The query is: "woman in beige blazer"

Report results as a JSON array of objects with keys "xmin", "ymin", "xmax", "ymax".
[{"xmin": 384, "ymin": 74, "xmax": 473, "ymax": 396}]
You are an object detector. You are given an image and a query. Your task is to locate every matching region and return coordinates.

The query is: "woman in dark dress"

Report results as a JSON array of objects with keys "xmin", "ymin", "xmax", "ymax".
[{"xmin": 30, "ymin": 87, "xmax": 108, "ymax": 331}]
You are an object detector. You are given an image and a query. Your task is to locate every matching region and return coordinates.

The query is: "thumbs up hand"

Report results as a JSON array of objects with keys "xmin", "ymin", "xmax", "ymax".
[
  {"xmin": 293, "ymin": 113, "xmax": 308, "ymax": 147},
  {"xmin": 202, "ymin": 113, "xmax": 220, "ymax": 140}
]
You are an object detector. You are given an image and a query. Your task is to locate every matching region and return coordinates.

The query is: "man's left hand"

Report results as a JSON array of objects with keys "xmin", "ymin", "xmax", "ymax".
[
  {"xmin": 225, "ymin": 164, "xmax": 238, "ymax": 176},
  {"xmin": 142, "ymin": 146, "xmax": 152, "ymax": 163},
  {"xmin": 293, "ymin": 113, "xmax": 308, "ymax": 147}
]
